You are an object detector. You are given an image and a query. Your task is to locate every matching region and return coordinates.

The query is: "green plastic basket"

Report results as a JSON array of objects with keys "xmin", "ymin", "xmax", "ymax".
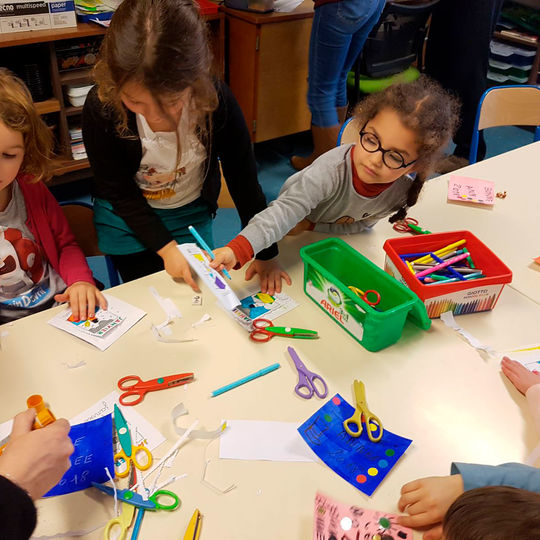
[{"xmin": 300, "ymin": 238, "xmax": 430, "ymax": 352}]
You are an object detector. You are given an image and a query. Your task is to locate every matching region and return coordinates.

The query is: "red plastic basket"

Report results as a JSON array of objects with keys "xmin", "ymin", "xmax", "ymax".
[{"xmin": 383, "ymin": 230, "xmax": 512, "ymax": 318}]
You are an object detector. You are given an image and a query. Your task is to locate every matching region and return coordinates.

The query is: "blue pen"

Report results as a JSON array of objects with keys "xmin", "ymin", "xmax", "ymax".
[
  {"xmin": 130, "ymin": 508, "xmax": 145, "ymax": 539},
  {"xmin": 188, "ymin": 225, "xmax": 232, "ymax": 280},
  {"xmin": 210, "ymin": 363, "xmax": 281, "ymax": 397}
]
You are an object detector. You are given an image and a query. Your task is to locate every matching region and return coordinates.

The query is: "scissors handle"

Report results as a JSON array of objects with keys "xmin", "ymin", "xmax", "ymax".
[
  {"xmin": 249, "ymin": 329, "xmax": 272, "ymax": 342},
  {"xmin": 343, "ymin": 412, "xmax": 364, "ymax": 437},
  {"xmin": 362, "ymin": 289, "xmax": 381, "ymax": 307},
  {"xmin": 363, "ymin": 412, "xmax": 383, "ymax": 442},
  {"xmin": 131, "ymin": 445, "xmax": 153, "ymax": 471},
  {"xmin": 104, "ymin": 518, "xmax": 127, "ymax": 540},
  {"xmin": 252, "ymin": 318, "xmax": 272, "ymax": 330},
  {"xmin": 150, "ymin": 489, "xmax": 181, "ymax": 511},
  {"xmin": 119, "ymin": 390, "xmax": 145, "ymax": 406},
  {"xmin": 118, "ymin": 375, "xmax": 144, "ymax": 391}
]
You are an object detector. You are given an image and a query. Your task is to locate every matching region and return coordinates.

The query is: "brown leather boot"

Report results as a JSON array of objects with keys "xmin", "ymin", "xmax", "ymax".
[{"xmin": 290, "ymin": 124, "xmax": 341, "ymax": 171}]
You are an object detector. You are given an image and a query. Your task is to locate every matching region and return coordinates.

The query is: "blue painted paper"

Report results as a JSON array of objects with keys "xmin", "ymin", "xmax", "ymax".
[
  {"xmin": 45, "ymin": 414, "xmax": 114, "ymax": 497},
  {"xmin": 298, "ymin": 394, "xmax": 412, "ymax": 496}
]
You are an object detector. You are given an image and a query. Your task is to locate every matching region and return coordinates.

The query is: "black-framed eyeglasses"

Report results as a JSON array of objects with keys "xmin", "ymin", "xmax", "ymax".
[{"xmin": 359, "ymin": 124, "xmax": 417, "ymax": 170}]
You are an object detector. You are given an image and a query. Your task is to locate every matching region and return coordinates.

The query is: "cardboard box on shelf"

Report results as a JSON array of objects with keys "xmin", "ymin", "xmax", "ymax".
[{"xmin": 0, "ymin": 1, "xmax": 76, "ymax": 33}]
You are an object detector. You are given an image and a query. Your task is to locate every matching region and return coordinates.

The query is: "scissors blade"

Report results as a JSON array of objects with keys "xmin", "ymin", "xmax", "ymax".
[
  {"xmin": 264, "ymin": 326, "xmax": 318, "ymax": 338},
  {"xmin": 114, "ymin": 404, "xmax": 133, "ymax": 457},
  {"xmin": 91, "ymin": 482, "xmax": 156, "ymax": 510}
]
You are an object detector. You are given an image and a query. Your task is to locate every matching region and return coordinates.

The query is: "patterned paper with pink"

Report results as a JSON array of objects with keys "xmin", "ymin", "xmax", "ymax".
[
  {"xmin": 313, "ymin": 492, "xmax": 412, "ymax": 540},
  {"xmin": 447, "ymin": 175, "xmax": 495, "ymax": 206}
]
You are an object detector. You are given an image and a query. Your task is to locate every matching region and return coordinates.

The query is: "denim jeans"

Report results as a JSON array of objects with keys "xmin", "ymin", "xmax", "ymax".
[{"xmin": 307, "ymin": 0, "xmax": 385, "ymax": 127}]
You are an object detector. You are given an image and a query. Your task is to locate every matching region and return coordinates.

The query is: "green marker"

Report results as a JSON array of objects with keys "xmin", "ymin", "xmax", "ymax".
[{"xmin": 407, "ymin": 223, "xmax": 432, "ymax": 234}]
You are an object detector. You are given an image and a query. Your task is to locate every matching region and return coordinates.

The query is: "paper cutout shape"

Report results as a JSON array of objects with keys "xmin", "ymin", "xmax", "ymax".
[
  {"xmin": 313, "ymin": 492, "xmax": 412, "ymax": 539},
  {"xmin": 447, "ymin": 175, "xmax": 495, "ymax": 206},
  {"xmin": 45, "ymin": 415, "xmax": 114, "ymax": 497},
  {"xmin": 298, "ymin": 394, "xmax": 412, "ymax": 496},
  {"xmin": 237, "ymin": 290, "xmax": 299, "ymax": 321}
]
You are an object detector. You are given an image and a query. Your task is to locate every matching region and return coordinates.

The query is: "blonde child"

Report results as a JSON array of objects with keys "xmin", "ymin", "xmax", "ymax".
[
  {"xmin": 0, "ymin": 69, "xmax": 106, "ymax": 323},
  {"xmin": 211, "ymin": 76, "xmax": 459, "ymax": 288},
  {"xmin": 397, "ymin": 357, "xmax": 540, "ymax": 540}
]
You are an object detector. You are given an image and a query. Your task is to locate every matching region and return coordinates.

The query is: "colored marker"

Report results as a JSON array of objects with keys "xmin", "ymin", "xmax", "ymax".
[
  {"xmin": 210, "ymin": 363, "xmax": 281, "ymax": 397},
  {"xmin": 413, "ymin": 240, "xmax": 467, "ymax": 264},
  {"xmin": 415, "ymin": 252, "xmax": 470, "ymax": 278},
  {"xmin": 407, "ymin": 223, "xmax": 432, "ymax": 234},
  {"xmin": 188, "ymin": 225, "xmax": 232, "ymax": 280}
]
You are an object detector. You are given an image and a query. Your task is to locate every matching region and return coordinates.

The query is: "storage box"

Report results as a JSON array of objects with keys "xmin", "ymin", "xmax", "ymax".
[
  {"xmin": 490, "ymin": 40, "xmax": 536, "ymax": 67},
  {"xmin": 300, "ymin": 238, "xmax": 431, "ymax": 352},
  {"xmin": 383, "ymin": 231, "xmax": 512, "ymax": 319},
  {"xmin": 0, "ymin": 1, "xmax": 75, "ymax": 33}
]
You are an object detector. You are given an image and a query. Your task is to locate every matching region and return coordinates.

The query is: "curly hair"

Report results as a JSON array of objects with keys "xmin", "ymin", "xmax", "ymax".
[
  {"xmin": 0, "ymin": 68, "xmax": 55, "ymax": 183},
  {"xmin": 353, "ymin": 75, "xmax": 460, "ymax": 222},
  {"xmin": 93, "ymin": 0, "xmax": 218, "ymax": 144}
]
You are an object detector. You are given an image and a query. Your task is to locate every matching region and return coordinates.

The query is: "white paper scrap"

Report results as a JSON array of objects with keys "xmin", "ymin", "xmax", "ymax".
[{"xmin": 219, "ymin": 420, "xmax": 315, "ymax": 462}]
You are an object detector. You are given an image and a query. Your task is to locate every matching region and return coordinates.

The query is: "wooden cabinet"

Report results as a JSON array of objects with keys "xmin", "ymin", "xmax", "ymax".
[
  {"xmin": 223, "ymin": 1, "xmax": 314, "ymax": 143},
  {"xmin": 0, "ymin": 14, "xmax": 224, "ymax": 184}
]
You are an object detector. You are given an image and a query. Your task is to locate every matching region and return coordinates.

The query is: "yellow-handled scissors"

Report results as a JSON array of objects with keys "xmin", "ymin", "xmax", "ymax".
[
  {"xmin": 343, "ymin": 380, "xmax": 383, "ymax": 442},
  {"xmin": 104, "ymin": 502, "xmax": 135, "ymax": 540},
  {"xmin": 114, "ymin": 404, "xmax": 153, "ymax": 478}
]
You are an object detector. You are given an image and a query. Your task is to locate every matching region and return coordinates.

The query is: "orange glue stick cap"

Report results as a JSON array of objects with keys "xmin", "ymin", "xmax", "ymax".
[{"xmin": 26, "ymin": 395, "xmax": 56, "ymax": 429}]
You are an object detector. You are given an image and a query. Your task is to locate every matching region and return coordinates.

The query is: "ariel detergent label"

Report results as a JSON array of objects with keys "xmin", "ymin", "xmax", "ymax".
[{"xmin": 304, "ymin": 266, "xmax": 365, "ymax": 342}]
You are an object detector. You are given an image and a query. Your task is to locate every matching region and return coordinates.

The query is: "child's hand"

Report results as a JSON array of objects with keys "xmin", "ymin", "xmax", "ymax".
[
  {"xmin": 54, "ymin": 281, "xmax": 107, "ymax": 322},
  {"xmin": 501, "ymin": 355, "xmax": 540, "ymax": 395},
  {"xmin": 158, "ymin": 241, "xmax": 200, "ymax": 292},
  {"xmin": 245, "ymin": 258, "xmax": 292, "ymax": 295},
  {"xmin": 397, "ymin": 474, "xmax": 464, "ymax": 534},
  {"xmin": 210, "ymin": 247, "xmax": 238, "ymax": 271},
  {"xmin": 287, "ymin": 218, "xmax": 313, "ymax": 236}
]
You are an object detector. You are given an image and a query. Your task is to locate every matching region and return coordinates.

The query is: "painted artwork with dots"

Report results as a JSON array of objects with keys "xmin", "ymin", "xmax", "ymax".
[{"xmin": 298, "ymin": 394, "xmax": 412, "ymax": 496}]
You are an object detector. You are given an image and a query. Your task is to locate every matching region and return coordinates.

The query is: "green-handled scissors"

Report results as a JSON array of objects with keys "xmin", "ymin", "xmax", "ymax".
[
  {"xmin": 343, "ymin": 380, "xmax": 384, "ymax": 442},
  {"xmin": 249, "ymin": 318, "xmax": 318, "ymax": 343}
]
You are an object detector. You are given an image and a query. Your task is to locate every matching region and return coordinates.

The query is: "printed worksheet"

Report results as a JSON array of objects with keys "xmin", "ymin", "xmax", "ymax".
[{"xmin": 48, "ymin": 295, "xmax": 146, "ymax": 351}]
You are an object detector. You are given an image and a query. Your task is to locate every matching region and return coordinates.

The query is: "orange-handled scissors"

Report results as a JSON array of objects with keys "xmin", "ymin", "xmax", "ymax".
[
  {"xmin": 347, "ymin": 286, "xmax": 381, "ymax": 307},
  {"xmin": 114, "ymin": 404, "xmax": 153, "ymax": 478},
  {"xmin": 343, "ymin": 380, "xmax": 384, "ymax": 442},
  {"xmin": 118, "ymin": 373, "xmax": 194, "ymax": 406}
]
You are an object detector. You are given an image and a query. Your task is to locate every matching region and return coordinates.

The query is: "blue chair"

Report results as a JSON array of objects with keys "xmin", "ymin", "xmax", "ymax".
[
  {"xmin": 469, "ymin": 84, "xmax": 540, "ymax": 164},
  {"xmin": 59, "ymin": 201, "xmax": 121, "ymax": 288}
]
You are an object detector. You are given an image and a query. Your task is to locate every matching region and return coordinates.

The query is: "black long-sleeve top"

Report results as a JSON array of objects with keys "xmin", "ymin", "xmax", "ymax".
[
  {"xmin": 82, "ymin": 80, "xmax": 278, "ymax": 260},
  {"xmin": 0, "ymin": 475, "xmax": 36, "ymax": 539}
]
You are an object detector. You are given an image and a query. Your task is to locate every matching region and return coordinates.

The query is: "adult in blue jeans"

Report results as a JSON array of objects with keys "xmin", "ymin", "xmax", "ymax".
[{"xmin": 291, "ymin": 0, "xmax": 385, "ymax": 171}]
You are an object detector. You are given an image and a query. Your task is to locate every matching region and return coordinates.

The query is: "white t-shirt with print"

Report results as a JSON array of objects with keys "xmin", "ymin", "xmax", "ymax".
[{"xmin": 135, "ymin": 108, "xmax": 206, "ymax": 209}]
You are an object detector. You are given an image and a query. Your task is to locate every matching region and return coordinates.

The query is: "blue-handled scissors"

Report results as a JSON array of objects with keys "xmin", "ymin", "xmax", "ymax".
[
  {"xmin": 92, "ymin": 482, "xmax": 181, "ymax": 511},
  {"xmin": 287, "ymin": 346, "xmax": 328, "ymax": 399}
]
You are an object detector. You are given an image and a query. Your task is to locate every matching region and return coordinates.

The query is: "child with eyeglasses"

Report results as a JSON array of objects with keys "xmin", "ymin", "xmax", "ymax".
[{"xmin": 211, "ymin": 76, "xmax": 459, "ymax": 289}]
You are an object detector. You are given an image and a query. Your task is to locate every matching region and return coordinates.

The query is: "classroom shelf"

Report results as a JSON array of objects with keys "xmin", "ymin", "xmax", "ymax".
[
  {"xmin": 59, "ymin": 69, "xmax": 94, "ymax": 86},
  {"xmin": 65, "ymin": 105, "xmax": 84, "ymax": 117},
  {"xmin": 35, "ymin": 98, "xmax": 61, "ymax": 115}
]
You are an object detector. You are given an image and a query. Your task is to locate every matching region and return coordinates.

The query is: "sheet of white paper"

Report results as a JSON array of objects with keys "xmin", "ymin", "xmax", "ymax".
[
  {"xmin": 47, "ymin": 295, "xmax": 146, "ymax": 351},
  {"xmin": 219, "ymin": 420, "xmax": 315, "ymax": 462},
  {"xmin": 505, "ymin": 346, "xmax": 540, "ymax": 372}
]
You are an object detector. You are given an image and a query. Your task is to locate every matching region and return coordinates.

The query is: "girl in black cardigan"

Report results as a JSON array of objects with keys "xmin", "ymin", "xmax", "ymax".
[{"xmin": 82, "ymin": 0, "xmax": 289, "ymax": 293}]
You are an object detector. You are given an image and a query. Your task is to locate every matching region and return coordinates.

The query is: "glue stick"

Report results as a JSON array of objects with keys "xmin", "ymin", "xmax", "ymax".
[{"xmin": 26, "ymin": 395, "xmax": 56, "ymax": 429}]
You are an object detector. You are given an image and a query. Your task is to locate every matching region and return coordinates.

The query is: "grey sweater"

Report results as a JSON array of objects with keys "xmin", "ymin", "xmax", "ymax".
[{"xmin": 240, "ymin": 144, "xmax": 413, "ymax": 255}]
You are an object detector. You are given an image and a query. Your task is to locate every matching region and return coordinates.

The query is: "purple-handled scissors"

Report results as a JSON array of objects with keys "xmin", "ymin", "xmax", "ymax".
[{"xmin": 287, "ymin": 346, "xmax": 328, "ymax": 399}]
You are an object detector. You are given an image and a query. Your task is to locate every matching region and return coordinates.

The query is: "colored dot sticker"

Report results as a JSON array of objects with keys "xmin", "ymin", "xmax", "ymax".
[
  {"xmin": 369, "ymin": 423, "xmax": 379, "ymax": 432},
  {"xmin": 157, "ymin": 377, "xmax": 164, "ymax": 384},
  {"xmin": 324, "ymin": 414, "xmax": 332, "ymax": 422},
  {"xmin": 385, "ymin": 449, "xmax": 395, "ymax": 457},
  {"xmin": 378, "ymin": 459, "xmax": 388, "ymax": 468},
  {"xmin": 332, "ymin": 396, "xmax": 341, "ymax": 405},
  {"xmin": 379, "ymin": 517, "xmax": 391, "ymax": 529},
  {"xmin": 356, "ymin": 474, "xmax": 367, "ymax": 484},
  {"xmin": 340, "ymin": 517, "xmax": 352, "ymax": 531},
  {"xmin": 119, "ymin": 427, "xmax": 127, "ymax": 435},
  {"xmin": 367, "ymin": 467, "xmax": 378, "ymax": 476}
]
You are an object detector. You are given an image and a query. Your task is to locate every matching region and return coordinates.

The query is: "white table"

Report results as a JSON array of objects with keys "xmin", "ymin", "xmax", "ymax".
[{"xmin": 1, "ymin": 143, "xmax": 539, "ymax": 539}]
